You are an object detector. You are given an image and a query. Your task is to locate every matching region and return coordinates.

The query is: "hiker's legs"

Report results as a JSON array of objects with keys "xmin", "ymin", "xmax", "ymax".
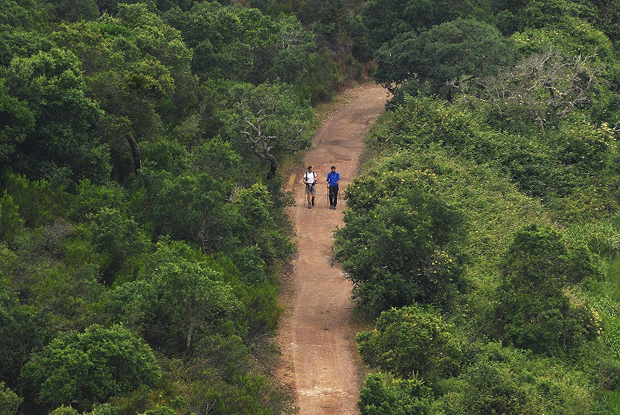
[
  {"xmin": 306, "ymin": 184, "xmax": 316, "ymax": 208},
  {"xmin": 329, "ymin": 185, "xmax": 338, "ymax": 207}
]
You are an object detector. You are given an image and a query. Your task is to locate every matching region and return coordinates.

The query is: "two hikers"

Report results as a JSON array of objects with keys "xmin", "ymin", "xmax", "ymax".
[{"xmin": 303, "ymin": 165, "xmax": 341, "ymax": 209}]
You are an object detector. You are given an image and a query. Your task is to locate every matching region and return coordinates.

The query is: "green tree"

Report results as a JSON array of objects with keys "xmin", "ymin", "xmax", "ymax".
[
  {"xmin": 0, "ymin": 381, "xmax": 21, "ymax": 415},
  {"xmin": 265, "ymin": 15, "xmax": 317, "ymax": 85},
  {"xmin": 0, "ymin": 29, "xmax": 55, "ymax": 67},
  {"xmin": 3, "ymin": 47, "xmax": 110, "ymax": 185},
  {"xmin": 374, "ymin": 18, "xmax": 515, "ymax": 100},
  {"xmin": 149, "ymin": 259, "xmax": 244, "ymax": 358},
  {"xmin": 360, "ymin": 0, "xmax": 492, "ymax": 52},
  {"xmin": 357, "ymin": 305, "xmax": 463, "ymax": 381},
  {"xmin": 232, "ymin": 182, "xmax": 294, "ymax": 270},
  {"xmin": 137, "ymin": 169, "xmax": 240, "ymax": 251},
  {"xmin": 21, "ymin": 324, "xmax": 161, "ymax": 413},
  {"xmin": 50, "ymin": 0, "xmax": 100, "ymax": 22},
  {"xmin": 495, "ymin": 224, "xmax": 601, "ymax": 354},
  {"xmin": 104, "ymin": 241, "xmax": 247, "ymax": 359},
  {"xmin": 52, "ymin": 4, "xmax": 198, "ymax": 179},
  {"xmin": 102, "ymin": 279, "xmax": 157, "ymax": 337},
  {"xmin": 67, "ymin": 179, "xmax": 127, "ymax": 223},
  {"xmin": 220, "ymin": 81, "xmax": 315, "ymax": 178},
  {"xmin": 0, "ymin": 282, "xmax": 43, "ymax": 390},
  {"xmin": 2, "ymin": 172, "xmax": 66, "ymax": 228},
  {"xmin": 48, "ymin": 406, "xmax": 78, "ymax": 415},
  {"xmin": 0, "ymin": 78, "xmax": 34, "ymax": 165},
  {"xmin": 358, "ymin": 374, "xmax": 435, "ymax": 415},
  {"xmin": 0, "ymin": 0, "xmax": 50, "ymax": 31},
  {"xmin": 334, "ymin": 168, "xmax": 467, "ymax": 312},
  {"xmin": 436, "ymin": 343, "xmax": 594, "ymax": 415},
  {"xmin": 90, "ymin": 208, "xmax": 151, "ymax": 283},
  {"xmin": 0, "ymin": 192, "xmax": 24, "ymax": 242},
  {"xmin": 164, "ymin": 2, "xmax": 255, "ymax": 81}
]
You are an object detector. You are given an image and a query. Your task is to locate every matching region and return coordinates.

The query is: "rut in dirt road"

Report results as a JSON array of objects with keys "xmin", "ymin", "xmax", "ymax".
[{"xmin": 276, "ymin": 84, "xmax": 387, "ymax": 415}]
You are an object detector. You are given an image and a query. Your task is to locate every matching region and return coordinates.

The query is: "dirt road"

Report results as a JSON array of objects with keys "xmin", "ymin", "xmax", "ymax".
[{"xmin": 276, "ymin": 84, "xmax": 387, "ymax": 415}]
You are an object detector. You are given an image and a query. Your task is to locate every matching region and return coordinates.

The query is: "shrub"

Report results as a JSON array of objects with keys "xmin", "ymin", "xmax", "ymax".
[
  {"xmin": 495, "ymin": 224, "xmax": 602, "ymax": 354},
  {"xmin": 0, "ymin": 192, "xmax": 23, "ymax": 242},
  {"xmin": 21, "ymin": 324, "xmax": 161, "ymax": 414},
  {"xmin": 357, "ymin": 305, "xmax": 463, "ymax": 381},
  {"xmin": 335, "ymin": 167, "xmax": 467, "ymax": 312}
]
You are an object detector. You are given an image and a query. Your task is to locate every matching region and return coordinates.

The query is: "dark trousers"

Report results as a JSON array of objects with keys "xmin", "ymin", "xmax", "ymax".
[{"xmin": 329, "ymin": 185, "xmax": 339, "ymax": 207}]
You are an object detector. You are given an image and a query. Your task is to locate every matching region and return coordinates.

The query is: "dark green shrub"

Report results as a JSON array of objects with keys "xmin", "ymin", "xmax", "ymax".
[
  {"xmin": 21, "ymin": 324, "xmax": 161, "ymax": 414},
  {"xmin": 68, "ymin": 180, "xmax": 127, "ymax": 222},
  {"xmin": 495, "ymin": 224, "xmax": 602, "ymax": 354},
  {"xmin": 90, "ymin": 208, "xmax": 151, "ymax": 283},
  {"xmin": 0, "ymin": 192, "xmax": 23, "ymax": 242},
  {"xmin": 335, "ymin": 168, "xmax": 467, "ymax": 312},
  {"xmin": 359, "ymin": 374, "xmax": 435, "ymax": 415},
  {"xmin": 357, "ymin": 305, "xmax": 463, "ymax": 381},
  {"xmin": 0, "ymin": 381, "xmax": 22, "ymax": 415},
  {"xmin": 2, "ymin": 173, "xmax": 67, "ymax": 228}
]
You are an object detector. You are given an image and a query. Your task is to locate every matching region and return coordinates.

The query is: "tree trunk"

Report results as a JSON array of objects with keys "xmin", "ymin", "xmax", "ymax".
[
  {"xmin": 126, "ymin": 135, "xmax": 142, "ymax": 174},
  {"xmin": 253, "ymin": 150, "xmax": 278, "ymax": 179},
  {"xmin": 266, "ymin": 153, "xmax": 277, "ymax": 179}
]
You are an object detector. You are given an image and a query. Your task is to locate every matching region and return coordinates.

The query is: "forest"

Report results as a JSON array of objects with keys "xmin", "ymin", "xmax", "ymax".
[{"xmin": 2, "ymin": 0, "xmax": 620, "ymax": 414}]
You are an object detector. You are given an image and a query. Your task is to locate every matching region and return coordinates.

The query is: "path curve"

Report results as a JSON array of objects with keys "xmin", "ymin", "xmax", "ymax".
[{"xmin": 276, "ymin": 84, "xmax": 387, "ymax": 415}]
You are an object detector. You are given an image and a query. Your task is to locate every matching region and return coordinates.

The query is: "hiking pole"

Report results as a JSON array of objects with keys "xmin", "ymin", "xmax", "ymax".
[
  {"xmin": 326, "ymin": 185, "xmax": 329, "ymax": 208},
  {"xmin": 336, "ymin": 186, "xmax": 339, "ymax": 209}
]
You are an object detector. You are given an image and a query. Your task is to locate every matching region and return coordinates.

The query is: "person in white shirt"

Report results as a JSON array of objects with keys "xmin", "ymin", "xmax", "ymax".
[{"xmin": 303, "ymin": 165, "xmax": 317, "ymax": 208}]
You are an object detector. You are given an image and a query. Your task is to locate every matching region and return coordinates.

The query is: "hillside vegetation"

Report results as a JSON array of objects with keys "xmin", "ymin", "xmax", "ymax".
[
  {"xmin": 3, "ymin": 0, "xmax": 620, "ymax": 414},
  {"xmin": 336, "ymin": 1, "xmax": 620, "ymax": 414}
]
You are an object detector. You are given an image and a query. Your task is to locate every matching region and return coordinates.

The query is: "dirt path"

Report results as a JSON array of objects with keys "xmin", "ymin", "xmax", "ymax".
[{"xmin": 276, "ymin": 84, "xmax": 387, "ymax": 415}]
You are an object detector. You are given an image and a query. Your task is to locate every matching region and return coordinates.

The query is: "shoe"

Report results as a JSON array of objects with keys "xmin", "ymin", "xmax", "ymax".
[{"xmin": 308, "ymin": 205, "xmax": 311, "ymax": 209}]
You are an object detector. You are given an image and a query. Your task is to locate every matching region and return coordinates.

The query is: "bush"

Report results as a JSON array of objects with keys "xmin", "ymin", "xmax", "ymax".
[
  {"xmin": 357, "ymin": 305, "xmax": 463, "ymax": 381},
  {"xmin": 0, "ymin": 192, "xmax": 23, "ymax": 242},
  {"xmin": 436, "ymin": 342, "xmax": 595, "ymax": 415},
  {"xmin": 90, "ymin": 208, "xmax": 151, "ymax": 283},
  {"xmin": 358, "ymin": 373, "xmax": 434, "ymax": 415},
  {"xmin": 68, "ymin": 180, "xmax": 127, "ymax": 222},
  {"xmin": 1, "ymin": 173, "xmax": 66, "ymax": 228},
  {"xmin": 0, "ymin": 381, "xmax": 21, "ymax": 415},
  {"xmin": 21, "ymin": 324, "xmax": 161, "ymax": 414},
  {"xmin": 495, "ymin": 224, "xmax": 602, "ymax": 354},
  {"xmin": 335, "ymin": 167, "xmax": 467, "ymax": 312}
]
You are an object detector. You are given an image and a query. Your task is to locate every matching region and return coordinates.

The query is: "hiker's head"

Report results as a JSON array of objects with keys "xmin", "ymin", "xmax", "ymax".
[
  {"xmin": 307, "ymin": 165, "xmax": 313, "ymax": 171},
  {"xmin": 331, "ymin": 166, "xmax": 336, "ymax": 171}
]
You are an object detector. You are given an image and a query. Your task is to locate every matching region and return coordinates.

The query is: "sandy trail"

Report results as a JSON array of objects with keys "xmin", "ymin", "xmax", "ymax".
[{"xmin": 276, "ymin": 84, "xmax": 387, "ymax": 415}]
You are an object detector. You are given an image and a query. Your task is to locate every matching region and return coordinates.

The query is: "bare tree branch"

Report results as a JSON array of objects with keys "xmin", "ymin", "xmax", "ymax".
[{"xmin": 458, "ymin": 50, "xmax": 601, "ymax": 133}]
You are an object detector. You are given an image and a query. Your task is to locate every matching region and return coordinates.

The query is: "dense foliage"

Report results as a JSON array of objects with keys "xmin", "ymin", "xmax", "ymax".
[
  {"xmin": 5, "ymin": 0, "xmax": 620, "ymax": 414},
  {"xmin": 0, "ymin": 1, "xmax": 366, "ymax": 414},
  {"xmin": 334, "ymin": 0, "xmax": 620, "ymax": 414}
]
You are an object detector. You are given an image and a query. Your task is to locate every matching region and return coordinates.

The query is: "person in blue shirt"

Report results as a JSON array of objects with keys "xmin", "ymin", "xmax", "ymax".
[{"xmin": 326, "ymin": 165, "xmax": 341, "ymax": 209}]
